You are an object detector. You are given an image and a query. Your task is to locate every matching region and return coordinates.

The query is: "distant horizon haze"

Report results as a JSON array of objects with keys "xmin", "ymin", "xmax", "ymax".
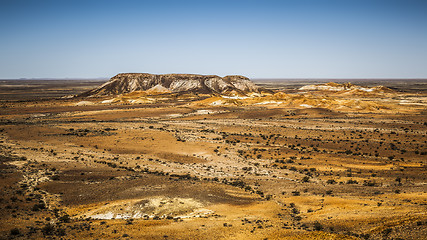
[{"xmin": 2, "ymin": 76, "xmax": 426, "ymax": 81}]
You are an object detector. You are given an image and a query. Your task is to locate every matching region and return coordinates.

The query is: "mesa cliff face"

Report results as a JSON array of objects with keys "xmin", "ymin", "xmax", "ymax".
[{"xmin": 80, "ymin": 73, "xmax": 260, "ymax": 97}]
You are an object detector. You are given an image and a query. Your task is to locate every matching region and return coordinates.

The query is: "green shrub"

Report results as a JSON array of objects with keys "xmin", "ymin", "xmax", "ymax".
[
  {"xmin": 10, "ymin": 228, "xmax": 20, "ymax": 235},
  {"xmin": 313, "ymin": 221, "xmax": 323, "ymax": 231}
]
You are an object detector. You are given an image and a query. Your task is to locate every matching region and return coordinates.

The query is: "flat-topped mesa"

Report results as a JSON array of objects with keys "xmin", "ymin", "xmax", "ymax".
[{"xmin": 79, "ymin": 73, "xmax": 261, "ymax": 97}]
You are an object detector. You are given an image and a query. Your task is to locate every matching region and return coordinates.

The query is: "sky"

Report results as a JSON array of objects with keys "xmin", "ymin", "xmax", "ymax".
[{"xmin": 1, "ymin": 0, "xmax": 427, "ymax": 79}]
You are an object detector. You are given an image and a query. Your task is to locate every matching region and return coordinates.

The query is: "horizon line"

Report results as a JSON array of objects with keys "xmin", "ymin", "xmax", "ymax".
[
  {"xmin": 0, "ymin": 77, "xmax": 427, "ymax": 81},
  {"xmin": 1, "ymin": 77, "xmax": 427, "ymax": 81}
]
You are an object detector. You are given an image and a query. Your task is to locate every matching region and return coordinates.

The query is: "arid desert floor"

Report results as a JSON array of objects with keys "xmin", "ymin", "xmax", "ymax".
[{"xmin": 0, "ymin": 79, "xmax": 426, "ymax": 239}]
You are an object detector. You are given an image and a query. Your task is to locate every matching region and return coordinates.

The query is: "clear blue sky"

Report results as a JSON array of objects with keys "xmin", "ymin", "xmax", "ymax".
[{"xmin": 1, "ymin": 0, "xmax": 426, "ymax": 79}]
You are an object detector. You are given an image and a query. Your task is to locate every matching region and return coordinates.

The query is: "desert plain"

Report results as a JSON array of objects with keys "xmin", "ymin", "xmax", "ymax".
[{"xmin": 0, "ymin": 77, "xmax": 426, "ymax": 239}]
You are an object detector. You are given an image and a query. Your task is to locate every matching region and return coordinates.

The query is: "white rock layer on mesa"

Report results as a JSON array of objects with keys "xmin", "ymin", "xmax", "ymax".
[{"xmin": 80, "ymin": 73, "xmax": 261, "ymax": 97}]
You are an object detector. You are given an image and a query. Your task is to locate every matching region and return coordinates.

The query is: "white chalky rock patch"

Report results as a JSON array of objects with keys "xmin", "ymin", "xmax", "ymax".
[{"xmin": 87, "ymin": 197, "xmax": 208, "ymax": 220}]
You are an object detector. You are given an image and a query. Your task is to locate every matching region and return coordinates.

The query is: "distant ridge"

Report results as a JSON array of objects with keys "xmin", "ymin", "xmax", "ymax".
[
  {"xmin": 299, "ymin": 82, "xmax": 393, "ymax": 92},
  {"xmin": 79, "ymin": 73, "xmax": 261, "ymax": 97}
]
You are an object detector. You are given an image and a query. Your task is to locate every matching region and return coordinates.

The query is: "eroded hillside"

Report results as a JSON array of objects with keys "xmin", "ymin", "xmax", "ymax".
[{"xmin": 0, "ymin": 79, "xmax": 426, "ymax": 239}]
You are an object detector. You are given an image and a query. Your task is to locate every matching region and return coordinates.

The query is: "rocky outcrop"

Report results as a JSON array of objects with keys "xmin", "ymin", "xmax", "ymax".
[
  {"xmin": 299, "ymin": 82, "xmax": 393, "ymax": 93},
  {"xmin": 80, "ymin": 73, "xmax": 261, "ymax": 97}
]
